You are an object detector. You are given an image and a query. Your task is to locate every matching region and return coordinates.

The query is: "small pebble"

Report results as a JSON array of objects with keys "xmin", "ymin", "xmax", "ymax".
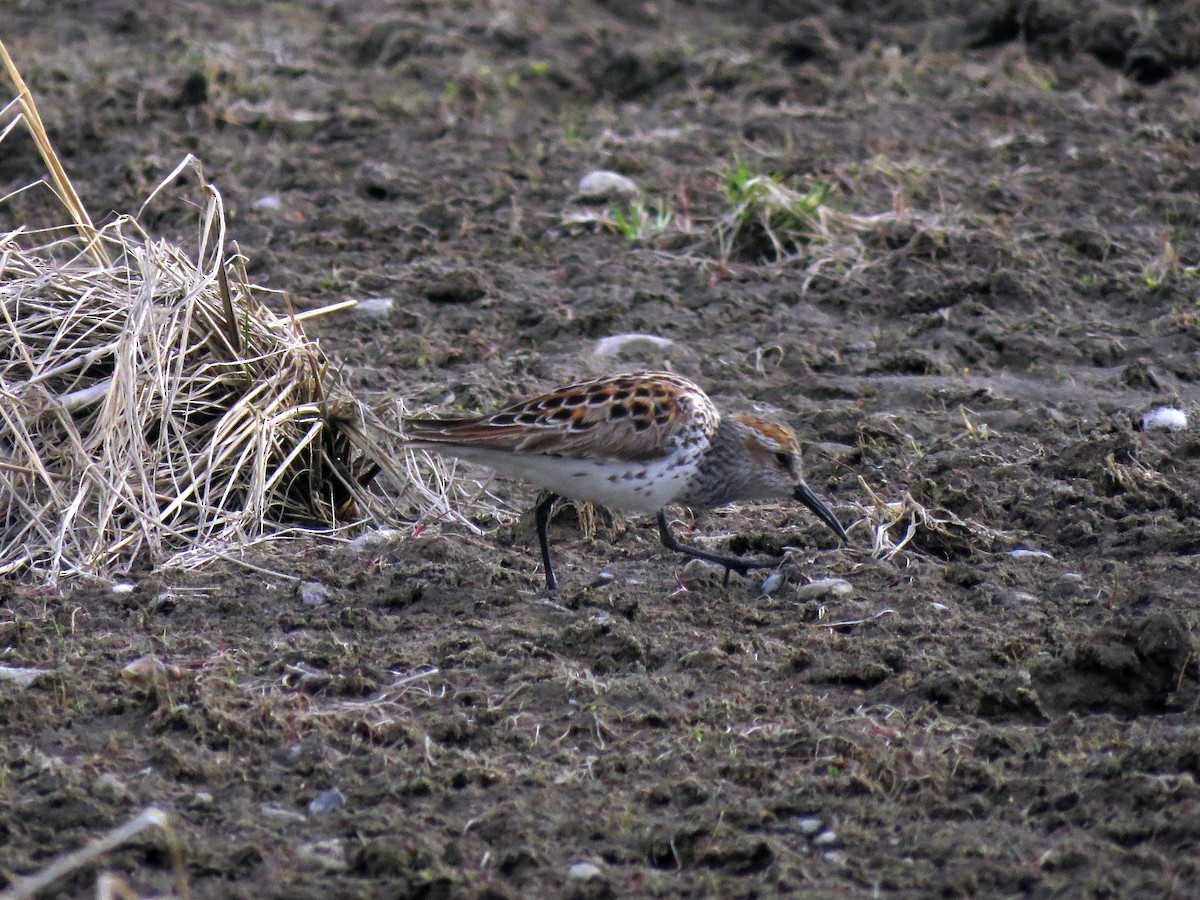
[
  {"xmin": 252, "ymin": 194, "xmax": 283, "ymax": 211},
  {"xmin": 296, "ymin": 839, "xmax": 348, "ymax": 872},
  {"xmin": 92, "ymin": 773, "xmax": 128, "ymax": 804},
  {"xmin": 576, "ymin": 170, "xmax": 639, "ymax": 202},
  {"xmin": 567, "ymin": 861, "xmax": 603, "ymax": 881},
  {"xmin": 929, "ymin": 601, "xmax": 949, "ymax": 611},
  {"xmin": 353, "ymin": 297, "xmax": 394, "ymax": 318},
  {"xmin": 1052, "ymin": 573, "xmax": 1085, "ymax": 600},
  {"xmin": 760, "ymin": 572, "xmax": 784, "ymax": 595},
  {"xmin": 111, "ymin": 582, "xmax": 135, "ymax": 594},
  {"xmin": 308, "ymin": 787, "xmax": 347, "ymax": 815},
  {"xmin": 812, "ymin": 830, "xmax": 841, "ymax": 847},
  {"xmin": 593, "ymin": 333, "xmax": 673, "ymax": 357},
  {"xmin": 591, "ymin": 571, "xmax": 616, "ymax": 587},
  {"xmin": 260, "ymin": 804, "xmax": 307, "ymax": 823},
  {"xmin": 298, "ymin": 581, "xmax": 328, "ymax": 606},
  {"xmin": 274, "ymin": 108, "xmax": 325, "ymax": 136},
  {"xmin": 1140, "ymin": 406, "xmax": 1187, "ymax": 432},
  {"xmin": 0, "ymin": 665, "xmax": 48, "ymax": 690},
  {"xmin": 992, "ymin": 590, "xmax": 1038, "ymax": 608},
  {"xmin": 796, "ymin": 816, "xmax": 824, "ymax": 836},
  {"xmin": 190, "ymin": 791, "xmax": 214, "ymax": 809},
  {"xmin": 348, "ymin": 528, "xmax": 403, "ymax": 552},
  {"xmin": 1008, "ymin": 548, "xmax": 1053, "ymax": 559},
  {"xmin": 794, "ymin": 578, "xmax": 854, "ymax": 601}
]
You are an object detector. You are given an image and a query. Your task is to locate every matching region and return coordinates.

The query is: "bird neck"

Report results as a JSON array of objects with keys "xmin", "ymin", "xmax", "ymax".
[{"xmin": 675, "ymin": 416, "xmax": 753, "ymax": 508}]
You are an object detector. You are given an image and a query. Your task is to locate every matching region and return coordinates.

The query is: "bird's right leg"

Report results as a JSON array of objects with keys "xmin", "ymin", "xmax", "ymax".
[{"xmin": 534, "ymin": 493, "xmax": 561, "ymax": 592}]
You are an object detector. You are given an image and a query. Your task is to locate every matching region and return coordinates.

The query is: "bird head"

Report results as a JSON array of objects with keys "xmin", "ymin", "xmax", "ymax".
[{"xmin": 731, "ymin": 415, "xmax": 848, "ymax": 543}]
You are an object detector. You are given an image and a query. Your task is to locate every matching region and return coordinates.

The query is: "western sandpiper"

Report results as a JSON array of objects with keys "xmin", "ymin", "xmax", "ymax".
[{"xmin": 404, "ymin": 371, "xmax": 848, "ymax": 590}]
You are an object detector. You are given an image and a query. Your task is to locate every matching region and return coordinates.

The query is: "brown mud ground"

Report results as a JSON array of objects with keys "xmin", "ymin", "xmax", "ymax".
[{"xmin": 6, "ymin": 1, "xmax": 1200, "ymax": 897}]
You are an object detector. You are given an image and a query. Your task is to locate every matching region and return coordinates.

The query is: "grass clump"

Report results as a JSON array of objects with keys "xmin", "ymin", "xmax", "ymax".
[
  {"xmin": 717, "ymin": 158, "xmax": 835, "ymax": 262},
  {"xmin": 609, "ymin": 197, "xmax": 675, "ymax": 243},
  {"xmin": 0, "ymin": 40, "xmax": 465, "ymax": 582}
]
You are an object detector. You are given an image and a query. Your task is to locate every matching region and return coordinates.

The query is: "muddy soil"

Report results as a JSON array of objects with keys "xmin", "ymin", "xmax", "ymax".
[{"xmin": 6, "ymin": 1, "xmax": 1200, "ymax": 896}]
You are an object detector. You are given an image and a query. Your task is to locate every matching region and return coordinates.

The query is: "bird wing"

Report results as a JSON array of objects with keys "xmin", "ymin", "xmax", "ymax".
[{"xmin": 403, "ymin": 372, "xmax": 719, "ymax": 463}]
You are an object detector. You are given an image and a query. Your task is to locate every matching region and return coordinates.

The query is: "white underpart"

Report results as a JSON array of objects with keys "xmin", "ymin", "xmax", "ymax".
[{"xmin": 414, "ymin": 444, "xmax": 699, "ymax": 514}]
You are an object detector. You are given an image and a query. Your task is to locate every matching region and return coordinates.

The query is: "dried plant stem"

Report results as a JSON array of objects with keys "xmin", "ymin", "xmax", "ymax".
[
  {"xmin": 0, "ymin": 36, "xmax": 107, "ymax": 265},
  {"xmin": 0, "ymin": 807, "xmax": 190, "ymax": 900}
]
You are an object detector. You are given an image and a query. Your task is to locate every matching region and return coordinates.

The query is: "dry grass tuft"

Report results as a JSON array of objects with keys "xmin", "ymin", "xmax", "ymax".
[
  {"xmin": 715, "ymin": 158, "xmax": 902, "ymax": 285},
  {"xmin": 0, "ymin": 41, "xmax": 464, "ymax": 582},
  {"xmin": 857, "ymin": 478, "xmax": 1007, "ymax": 560}
]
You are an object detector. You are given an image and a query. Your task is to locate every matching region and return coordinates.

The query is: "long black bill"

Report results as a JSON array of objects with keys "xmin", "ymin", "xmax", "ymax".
[{"xmin": 794, "ymin": 483, "xmax": 849, "ymax": 543}]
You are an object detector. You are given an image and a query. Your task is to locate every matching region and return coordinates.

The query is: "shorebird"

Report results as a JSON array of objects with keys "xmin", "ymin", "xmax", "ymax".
[{"xmin": 404, "ymin": 371, "xmax": 848, "ymax": 590}]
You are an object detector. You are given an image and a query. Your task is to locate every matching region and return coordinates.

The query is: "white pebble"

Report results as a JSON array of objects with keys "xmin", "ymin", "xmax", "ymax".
[
  {"xmin": 348, "ymin": 528, "xmax": 404, "ymax": 552},
  {"xmin": 1008, "ymin": 548, "xmax": 1053, "ymax": 559},
  {"xmin": 796, "ymin": 816, "xmax": 824, "ymax": 836},
  {"xmin": 593, "ymin": 333, "xmax": 674, "ymax": 357},
  {"xmin": 929, "ymin": 601, "xmax": 950, "ymax": 611},
  {"xmin": 576, "ymin": 170, "xmax": 639, "ymax": 202},
  {"xmin": 111, "ymin": 582, "xmax": 135, "ymax": 594},
  {"xmin": 760, "ymin": 572, "xmax": 784, "ymax": 595},
  {"xmin": 260, "ymin": 804, "xmax": 308, "ymax": 823},
  {"xmin": 1140, "ymin": 407, "xmax": 1187, "ymax": 431},
  {"xmin": 252, "ymin": 194, "xmax": 283, "ymax": 211},
  {"xmin": 295, "ymin": 839, "xmax": 348, "ymax": 873},
  {"xmin": 308, "ymin": 787, "xmax": 347, "ymax": 815},
  {"xmin": 997, "ymin": 590, "xmax": 1038, "ymax": 606},
  {"xmin": 795, "ymin": 578, "xmax": 854, "ymax": 601},
  {"xmin": 298, "ymin": 581, "xmax": 328, "ymax": 606},
  {"xmin": 353, "ymin": 297, "xmax": 394, "ymax": 318},
  {"xmin": 567, "ymin": 861, "xmax": 603, "ymax": 881}
]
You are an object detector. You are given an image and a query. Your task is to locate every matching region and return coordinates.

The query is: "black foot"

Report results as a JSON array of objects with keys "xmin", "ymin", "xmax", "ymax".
[{"xmin": 657, "ymin": 511, "xmax": 781, "ymax": 587}]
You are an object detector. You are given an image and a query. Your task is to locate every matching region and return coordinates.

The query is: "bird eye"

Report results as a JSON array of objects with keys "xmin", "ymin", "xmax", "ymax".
[{"xmin": 774, "ymin": 452, "xmax": 790, "ymax": 468}]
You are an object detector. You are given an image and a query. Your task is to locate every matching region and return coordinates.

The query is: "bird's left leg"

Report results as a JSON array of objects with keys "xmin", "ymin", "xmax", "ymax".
[{"xmin": 656, "ymin": 511, "xmax": 779, "ymax": 587}]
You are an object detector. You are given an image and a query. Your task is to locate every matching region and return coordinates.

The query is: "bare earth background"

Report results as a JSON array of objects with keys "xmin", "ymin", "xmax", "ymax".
[{"xmin": 5, "ymin": 1, "xmax": 1200, "ymax": 896}]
